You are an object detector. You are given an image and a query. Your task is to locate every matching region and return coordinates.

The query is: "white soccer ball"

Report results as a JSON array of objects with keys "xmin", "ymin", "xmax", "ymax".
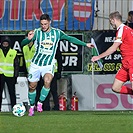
[{"xmin": 12, "ymin": 103, "xmax": 26, "ymax": 117}]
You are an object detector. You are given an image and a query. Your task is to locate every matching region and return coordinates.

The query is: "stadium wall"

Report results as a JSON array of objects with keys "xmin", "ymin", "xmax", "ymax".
[
  {"xmin": 2, "ymin": 74, "xmax": 133, "ymax": 111},
  {"xmin": 72, "ymin": 74, "xmax": 133, "ymax": 111}
]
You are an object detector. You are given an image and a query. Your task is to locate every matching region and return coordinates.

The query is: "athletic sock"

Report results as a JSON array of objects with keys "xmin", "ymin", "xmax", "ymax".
[
  {"xmin": 39, "ymin": 86, "xmax": 50, "ymax": 102},
  {"xmin": 30, "ymin": 106, "xmax": 35, "ymax": 108},
  {"xmin": 37, "ymin": 101, "xmax": 43, "ymax": 105},
  {"xmin": 120, "ymin": 86, "xmax": 133, "ymax": 95},
  {"xmin": 28, "ymin": 90, "xmax": 36, "ymax": 106}
]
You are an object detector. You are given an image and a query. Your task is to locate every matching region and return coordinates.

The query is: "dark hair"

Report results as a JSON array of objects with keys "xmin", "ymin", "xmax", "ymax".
[
  {"xmin": 109, "ymin": 11, "xmax": 122, "ymax": 21},
  {"xmin": 128, "ymin": 11, "xmax": 133, "ymax": 16},
  {"xmin": 40, "ymin": 14, "xmax": 51, "ymax": 21}
]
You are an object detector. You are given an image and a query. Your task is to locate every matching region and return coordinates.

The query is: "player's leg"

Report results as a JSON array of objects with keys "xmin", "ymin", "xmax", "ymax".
[
  {"xmin": 112, "ymin": 67, "xmax": 133, "ymax": 95},
  {"xmin": 28, "ymin": 64, "xmax": 40, "ymax": 116},
  {"xmin": 28, "ymin": 82, "xmax": 38, "ymax": 116},
  {"xmin": 112, "ymin": 78, "xmax": 124, "ymax": 93},
  {"xmin": 28, "ymin": 82, "xmax": 38, "ymax": 106},
  {"xmin": 37, "ymin": 73, "xmax": 53, "ymax": 112},
  {"xmin": 6, "ymin": 77, "xmax": 16, "ymax": 110},
  {"xmin": 37, "ymin": 65, "xmax": 54, "ymax": 112},
  {"xmin": 117, "ymin": 60, "xmax": 133, "ymax": 95}
]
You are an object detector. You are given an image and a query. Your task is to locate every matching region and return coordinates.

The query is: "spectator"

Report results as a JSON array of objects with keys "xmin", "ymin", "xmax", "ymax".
[
  {"xmin": 0, "ymin": 36, "xmax": 19, "ymax": 111},
  {"xmin": 22, "ymin": 33, "xmax": 36, "ymax": 73},
  {"xmin": 124, "ymin": 11, "xmax": 133, "ymax": 28}
]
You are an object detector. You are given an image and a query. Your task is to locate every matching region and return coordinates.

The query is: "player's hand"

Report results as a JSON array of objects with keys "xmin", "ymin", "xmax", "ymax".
[
  {"xmin": 28, "ymin": 31, "xmax": 34, "ymax": 40},
  {"xmin": 91, "ymin": 56, "xmax": 100, "ymax": 62},
  {"xmin": 86, "ymin": 43, "xmax": 94, "ymax": 48}
]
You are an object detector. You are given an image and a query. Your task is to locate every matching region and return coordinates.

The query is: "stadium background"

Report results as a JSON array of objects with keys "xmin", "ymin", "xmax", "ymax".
[{"xmin": 0, "ymin": 0, "xmax": 133, "ymax": 111}]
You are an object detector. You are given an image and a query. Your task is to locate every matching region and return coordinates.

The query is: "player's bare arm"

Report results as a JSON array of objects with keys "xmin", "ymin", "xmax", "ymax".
[
  {"xmin": 28, "ymin": 31, "xmax": 34, "ymax": 40},
  {"xmin": 21, "ymin": 30, "xmax": 35, "ymax": 47},
  {"xmin": 86, "ymin": 43, "xmax": 94, "ymax": 48},
  {"xmin": 91, "ymin": 42, "xmax": 121, "ymax": 62}
]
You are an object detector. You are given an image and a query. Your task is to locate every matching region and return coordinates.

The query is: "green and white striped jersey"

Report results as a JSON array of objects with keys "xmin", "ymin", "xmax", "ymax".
[
  {"xmin": 32, "ymin": 27, "xmax": 61, "ymax": 66},
  {"xmin": 21, "ymin": 27, "xmax": 87, "ymax": 66}
]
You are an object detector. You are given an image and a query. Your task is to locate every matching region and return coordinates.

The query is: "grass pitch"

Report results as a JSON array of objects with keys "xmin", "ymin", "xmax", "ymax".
[{"xmin": 0, "ymin": 111, "xmax": 133, "ymax": 133}]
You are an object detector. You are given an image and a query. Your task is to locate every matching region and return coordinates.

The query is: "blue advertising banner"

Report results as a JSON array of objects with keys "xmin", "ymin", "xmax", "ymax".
[{"xmin": 0, "ymin": 0, "xmax": 95, "ymax": 30}]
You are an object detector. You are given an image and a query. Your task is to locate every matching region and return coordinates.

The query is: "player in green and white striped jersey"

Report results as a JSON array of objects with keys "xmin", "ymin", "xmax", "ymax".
[{"xmin": 21, "ymin": 14, "xmax": 94, "ymax": 116}]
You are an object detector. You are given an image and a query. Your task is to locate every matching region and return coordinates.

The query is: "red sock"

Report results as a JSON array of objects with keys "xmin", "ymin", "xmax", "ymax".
[{"xmin": 120, "ymin": 86, "xmax": 133, "ymax": 95}]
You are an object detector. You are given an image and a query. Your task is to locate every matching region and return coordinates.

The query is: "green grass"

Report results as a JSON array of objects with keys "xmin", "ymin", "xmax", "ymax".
[{"xmin": 0, "ymin": 111, "xmax": 133, "ymax": 133}]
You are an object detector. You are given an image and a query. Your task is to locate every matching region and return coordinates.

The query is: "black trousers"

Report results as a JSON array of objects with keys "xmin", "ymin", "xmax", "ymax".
[
  {"xmin": 0, "ymin": 74, "xmax": 16, "ymax": 111},
  {"xmin": 50, "ymin": 74, "xmax": 59, "ymax": 109}
]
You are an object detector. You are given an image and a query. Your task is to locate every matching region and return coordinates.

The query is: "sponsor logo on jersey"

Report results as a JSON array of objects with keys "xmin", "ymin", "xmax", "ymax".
[{"xmin": 41, "ymin": 40, "xmax": 53, "ymax": 48}]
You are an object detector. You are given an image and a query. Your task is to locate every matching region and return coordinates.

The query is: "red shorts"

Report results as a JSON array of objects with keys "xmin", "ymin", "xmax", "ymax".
[{"xmin": 115, "ymin": 58, "xmax": 133, "ymax": 82}]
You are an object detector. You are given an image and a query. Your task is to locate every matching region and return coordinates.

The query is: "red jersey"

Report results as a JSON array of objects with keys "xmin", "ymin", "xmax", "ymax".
[{"xmin": 114, "ymin": 24, "xmax": 133, "ymax": 59}]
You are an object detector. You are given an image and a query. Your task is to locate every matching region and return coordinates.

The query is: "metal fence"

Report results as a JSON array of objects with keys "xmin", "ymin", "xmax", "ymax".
[
  {"xmin": 0, "ymin": 0, "xmax": 133, "ymax": 31},
  {"xmin": 93, "ymin": 0, "xmax": 133, "ymax": 30}
]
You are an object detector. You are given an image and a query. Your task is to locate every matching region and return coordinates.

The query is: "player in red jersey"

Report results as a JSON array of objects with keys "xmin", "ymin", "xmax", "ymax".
[{"xmin": 91, "ymin": 11, "xmax": 133, "ymax": 95}]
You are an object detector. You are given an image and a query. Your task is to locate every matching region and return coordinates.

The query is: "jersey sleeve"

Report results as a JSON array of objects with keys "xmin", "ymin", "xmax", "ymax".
[
  {"xmin": 114, "ymin": 26, "xmax": 123, "ymax": 43},
  {"xmin": 21, "ymin": 38, "xmax": 31, "ymax": 47},
  {"xmin": 60, "ymin": 30, "xmax": 87, "ymax": 46}
]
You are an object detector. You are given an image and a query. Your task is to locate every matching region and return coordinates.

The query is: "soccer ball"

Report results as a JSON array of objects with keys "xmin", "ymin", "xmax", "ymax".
[{"xmin": 12, "ymin": 103, "xmax": 26, "ymax": 117}]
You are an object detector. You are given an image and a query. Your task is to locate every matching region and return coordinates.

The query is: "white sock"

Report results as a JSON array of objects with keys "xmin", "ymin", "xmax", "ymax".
[
  {"xmin": 30, "ymin": 105, "xmax": 34, "ymax": 108},
  {"xmin": 37, "ymin": 101, "xmax": 42, "ymax": 105}
]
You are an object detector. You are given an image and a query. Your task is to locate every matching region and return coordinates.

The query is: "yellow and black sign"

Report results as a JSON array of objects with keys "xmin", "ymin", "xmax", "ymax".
[{"xmin": 89, "ymin": 30, "xmax": 122, "ymax": 74}]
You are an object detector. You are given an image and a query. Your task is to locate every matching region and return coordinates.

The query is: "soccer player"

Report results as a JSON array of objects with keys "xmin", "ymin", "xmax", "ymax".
[
  {"xmin": 21, "ymin": 13, "xmax": 94, "ymax": 116},
  {"xmin": 91, "ymin": 11, "xmax": 133, "ymax": 95}
]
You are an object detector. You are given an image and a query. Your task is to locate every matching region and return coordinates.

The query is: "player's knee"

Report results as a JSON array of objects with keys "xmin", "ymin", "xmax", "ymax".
[
  {"xmin": 43, "ymin": 74, "xmax": 53, "ymax": 88},
  {"xmin": 44, "ymin": 77, "xmax": 52, "ymax": 84},
  {"xmin": 44, "ymin": 79, "xmax": 51, "ymax": 88}
]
